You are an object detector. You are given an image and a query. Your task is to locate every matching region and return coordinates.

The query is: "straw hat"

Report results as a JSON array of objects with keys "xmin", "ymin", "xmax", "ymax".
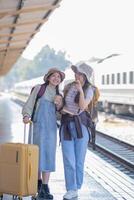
[
  {"xmin": 71, "ymin": 62, "xmax": 93, "ymax": 82},
  {"xmin": 44, "ymin": 67, "xmax": 65, "ymax": 82}
]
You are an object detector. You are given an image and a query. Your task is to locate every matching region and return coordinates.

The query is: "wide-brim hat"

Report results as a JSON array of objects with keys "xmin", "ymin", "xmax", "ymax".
[
  {"xmin": 71, "ymin": 62, "xmax": 93, "ymax": 82},
  {"xmin": 44, "ymin": 67, "xmax": 65, "ymax": 82}
]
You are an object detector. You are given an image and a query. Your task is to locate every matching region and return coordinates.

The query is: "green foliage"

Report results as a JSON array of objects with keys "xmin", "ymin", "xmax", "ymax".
[{"xmin": 1, "ymin": 45, "xmax": 71, "ymax": 89}]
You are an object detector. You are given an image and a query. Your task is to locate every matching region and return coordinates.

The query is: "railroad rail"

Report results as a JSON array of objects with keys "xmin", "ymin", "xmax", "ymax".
[
  {"xmin": 90, "ymin": 131, "xmax": 134, "ymax": 176},
  {"xmin": 99, "ymin": 111, "xmax": 134, "ymax": 121}
]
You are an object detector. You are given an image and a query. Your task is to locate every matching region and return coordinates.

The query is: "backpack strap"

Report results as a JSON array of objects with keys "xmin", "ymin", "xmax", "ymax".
[
  {"xmin": 37, "ymin": 83, "xmax": 46, "ymax": 98},
  {"xmin": 87, "ymin": 85, "xmax": 100, "ymax": 122},
  {"xmin": 88, "ymin": 86, "xmax": 95, "ymax": 116},
  {"xmin": 31, "ymin": 83, "xmax": 47, "ymax": 121}
]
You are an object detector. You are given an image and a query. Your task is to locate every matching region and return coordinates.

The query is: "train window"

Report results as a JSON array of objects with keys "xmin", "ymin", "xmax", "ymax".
[
  {"xmin": 117, "ymin": 73, "xmax": 120, "ymax": 84},
  {"xmin": 106, "ymin": 74, "xmax": 110, "ymax": 84},
  {"xmin": 123, "ymin": 72, "xmax": 127, "ymax": 84},
  {"xmin": 102, "ymin": 75, "xmax": 105, "ymax": 84},
  {"xmin": 129, "ymin": 71, "xmax": 134, "ymax": 84},
  {"xmin": 111, "ymin": 74, "xmax": 115, "ymax": 84}
]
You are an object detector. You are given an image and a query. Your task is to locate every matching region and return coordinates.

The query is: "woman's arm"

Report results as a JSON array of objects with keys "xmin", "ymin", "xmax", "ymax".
[
  {"xmin": 75, "ymin": 80, "xmax": 93, "ymax": 110},
  {"xmin": 22, "ymin": 85, "xmax": 41, "ymax": 120}
]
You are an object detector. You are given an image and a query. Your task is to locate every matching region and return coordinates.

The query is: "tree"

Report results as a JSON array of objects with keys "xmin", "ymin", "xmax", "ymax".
[{"xmin": 1, "ymin": 45, "xmax": 71, "ymax": 89}]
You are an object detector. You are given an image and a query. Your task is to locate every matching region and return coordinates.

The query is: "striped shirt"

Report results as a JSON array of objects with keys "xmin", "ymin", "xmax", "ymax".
[{"xmin": 64, "ymin": 83, "xmax": 93, "ymax": 115}]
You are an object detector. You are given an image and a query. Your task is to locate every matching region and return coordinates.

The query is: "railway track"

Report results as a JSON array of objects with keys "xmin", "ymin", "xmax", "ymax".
[
  {"xmin": 89, "ymin": 131, "xmax": 134, "ymax": 178},
  {"xmin": 99, "ymin": 111, "xmax": 134, "ymax": 121}
]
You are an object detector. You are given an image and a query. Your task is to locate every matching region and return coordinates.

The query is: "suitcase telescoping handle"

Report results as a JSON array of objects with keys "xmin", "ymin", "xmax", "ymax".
[{"xmin": 24, "ymin": 121, "xmax": 33, "ymax": 144}]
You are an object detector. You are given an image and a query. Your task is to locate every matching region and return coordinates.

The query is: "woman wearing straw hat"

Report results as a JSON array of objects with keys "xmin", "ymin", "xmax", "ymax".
[
  {"xmin": 60, "ymin": 62, "xmax": 94, "ymax": 200},
  {"xmin": 22, "ymin": 68, "xmax": 65, "ymax": 200}
]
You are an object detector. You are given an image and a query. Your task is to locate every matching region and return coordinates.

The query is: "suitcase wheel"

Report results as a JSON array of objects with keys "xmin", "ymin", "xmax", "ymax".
[
  {"xmin": 18, "ymin": 197, "xmax": 22, "ymax": 200},
  {"xmin": 12, "ymin": 196, "xmax": 22, "ymax": 200},
  {"xmin": 31, "ymin": 195, "xmax": 37, "ymax": 200},
  {"xmin": 0, "ymin": 195, "xmax": 3, "ymax": 200},
  {"xmin": 12, "ymin": 195, "xmax": 18, "ymax": 200}
]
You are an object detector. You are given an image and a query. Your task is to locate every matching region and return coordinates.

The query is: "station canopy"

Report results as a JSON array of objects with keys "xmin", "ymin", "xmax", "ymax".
[{"xmin": 0, "ymin": 0, "xmax": 62, "ymax": 76}]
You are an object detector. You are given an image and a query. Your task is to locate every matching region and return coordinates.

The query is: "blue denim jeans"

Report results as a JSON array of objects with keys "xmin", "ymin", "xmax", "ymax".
[{"xmin": 61, "ymin": 122, "xmax": 90, "ymax": 191}]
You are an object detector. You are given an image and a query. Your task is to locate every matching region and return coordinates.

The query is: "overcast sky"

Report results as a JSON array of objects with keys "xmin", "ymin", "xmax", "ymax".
[{"xmin": 22, "ymin": 0, "xmax": 134, "ymax": 63}]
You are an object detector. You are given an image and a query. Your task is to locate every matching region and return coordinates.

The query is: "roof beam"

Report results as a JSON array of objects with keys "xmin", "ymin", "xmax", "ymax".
[
  {"xmin": 3, "ymin": 58, "xmax": 20, "ymax": 64},
  {"xmin": 4, "ymin": 54, "xmax": 22, "ymax": 59},
  {"xmin": 0, "ymin": 49, "xmax": 22, "ymax": 69},
  {"xmin": 0, "ymin": 38, "xmax": 28, "ymax": 44},
  {"xmin": 0, "ymin": 45, "xmax": 25, "ymax": 52},
  {"xmin": 0, "ymin": 30, "xmax": 38, "ymax": 38},
  {"xmin": 0, "ymin": 4, "xmax": 59, "ymax": 18},
  {"xmin": 0, "ymin": 65, "xmax": 15, "ymax": 74},
  {"xmin": 0, "ymin": 18, "xmax": 48, "ymax": 29}
]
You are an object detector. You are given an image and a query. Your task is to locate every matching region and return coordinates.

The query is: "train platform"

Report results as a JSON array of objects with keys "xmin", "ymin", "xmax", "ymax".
[{"xmin": 0, "ymin": 93, "xmax": 133, "ymax": 200}]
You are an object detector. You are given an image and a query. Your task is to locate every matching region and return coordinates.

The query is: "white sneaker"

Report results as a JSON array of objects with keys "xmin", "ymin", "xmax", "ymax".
[{"xmin": 63, "ymin": 190, "xmax": 78, "ymax": 199}]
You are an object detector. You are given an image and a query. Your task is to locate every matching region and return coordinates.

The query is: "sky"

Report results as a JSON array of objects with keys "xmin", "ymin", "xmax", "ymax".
[{"xmin": 22, "ymin": 0, "xmax": 134, "ymax": 64}]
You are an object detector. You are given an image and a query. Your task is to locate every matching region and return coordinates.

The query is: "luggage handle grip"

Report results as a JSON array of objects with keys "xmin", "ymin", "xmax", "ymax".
[
  {"xmin": 29, "ymin": 163, "xmax": 32, "ymax": 180},
  {"xmin": 24, "ymin": 121, "xmax": 33, "ymax": 144}
]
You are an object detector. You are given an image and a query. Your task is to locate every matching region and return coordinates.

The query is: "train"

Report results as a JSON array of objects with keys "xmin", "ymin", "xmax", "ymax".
[
  {"xmin": 12, "ymin": 54, "xmax": 134, "ymax": 116},
  {"xmin": 93, "ymin": 54, "xmax": 134, "ymax": 115}
]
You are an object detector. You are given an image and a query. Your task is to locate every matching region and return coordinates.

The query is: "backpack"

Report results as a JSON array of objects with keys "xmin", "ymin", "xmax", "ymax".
[
  {"xmin": 87, "ymin": 85, "xmax": 100, "ymax": 123},
  {"xmin": 30, "ymin": 83, "xmax": 46, "ymax": 98}
]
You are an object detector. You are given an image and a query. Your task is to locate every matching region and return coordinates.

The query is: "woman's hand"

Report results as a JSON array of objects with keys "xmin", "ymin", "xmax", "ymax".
[
  {"xmin": 75, "ymin": 80, "xmax": 83, "ymax": 93},
  {"xmin": 23, "ymin": 116, "xmax": 31, "ymax": 124},
  {"xmin": 75, "ymin": 80, "xmax": 91, "ymax": 110},
  {"xmin": 54, "ymin": 95, "xmax": 63, "ymax": 108}
]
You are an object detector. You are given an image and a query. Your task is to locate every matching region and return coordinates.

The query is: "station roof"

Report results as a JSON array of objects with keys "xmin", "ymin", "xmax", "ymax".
[{"xmin": 0, "ymin": 0, "xmax": 62, "ymax": 76}]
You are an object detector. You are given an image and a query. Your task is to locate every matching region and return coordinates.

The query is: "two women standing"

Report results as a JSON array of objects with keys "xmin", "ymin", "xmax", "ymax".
[{"xmin": 22, "ymin": 62, "xmax": 94, "ymax": 200}]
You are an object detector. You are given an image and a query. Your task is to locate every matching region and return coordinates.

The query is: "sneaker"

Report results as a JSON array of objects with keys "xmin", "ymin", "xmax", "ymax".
[{"xmin": 63, "ymin": 190, "xmax": 78, "ymax": 199}]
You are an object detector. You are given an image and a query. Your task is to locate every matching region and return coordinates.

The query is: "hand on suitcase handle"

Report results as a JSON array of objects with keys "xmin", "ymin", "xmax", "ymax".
[
  {"xmin": 23, "ymin": 116, "xmax": 32, "ymax": 124},
  {"xmin": 24, "ymin": 122, "xmax": 33, "ymax": 144}
]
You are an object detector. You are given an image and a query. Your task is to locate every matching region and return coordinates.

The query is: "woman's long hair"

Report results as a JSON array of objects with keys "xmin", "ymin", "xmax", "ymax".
[{"xmin": 74, "ymin": 75, "xmax": 91, "ymax": 103}]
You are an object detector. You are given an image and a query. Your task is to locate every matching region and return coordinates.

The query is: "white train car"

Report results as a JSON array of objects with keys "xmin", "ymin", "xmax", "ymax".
[
  {"xmin": 13, "ymin": 76, "xmax": 44, "ymax": 102},
  {"xmin": 13, "ymin": 69, "xmax": 74, "ymax": 102},
  {"xmin": 93, "ymin": 54, "xmax": 134, "ymax": 115},
  {"xmin": 13, "ymin": 55, "xmax": 134, "ymax": 116}
]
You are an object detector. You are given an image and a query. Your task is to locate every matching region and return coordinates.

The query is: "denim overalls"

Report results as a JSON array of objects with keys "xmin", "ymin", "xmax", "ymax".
[{"xmin": 33, "ymin": 96, "xmax": 57, "ymax": 172}]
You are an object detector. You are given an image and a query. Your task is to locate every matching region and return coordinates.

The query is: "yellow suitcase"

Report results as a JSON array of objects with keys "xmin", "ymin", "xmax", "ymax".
[
  {"xmin": 0, "ymin": 124, "xmax": 39, "ymax": 198},
  {"xmin": 0, "ymin": 143, "xmax": 39, "ymax": 198}
]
